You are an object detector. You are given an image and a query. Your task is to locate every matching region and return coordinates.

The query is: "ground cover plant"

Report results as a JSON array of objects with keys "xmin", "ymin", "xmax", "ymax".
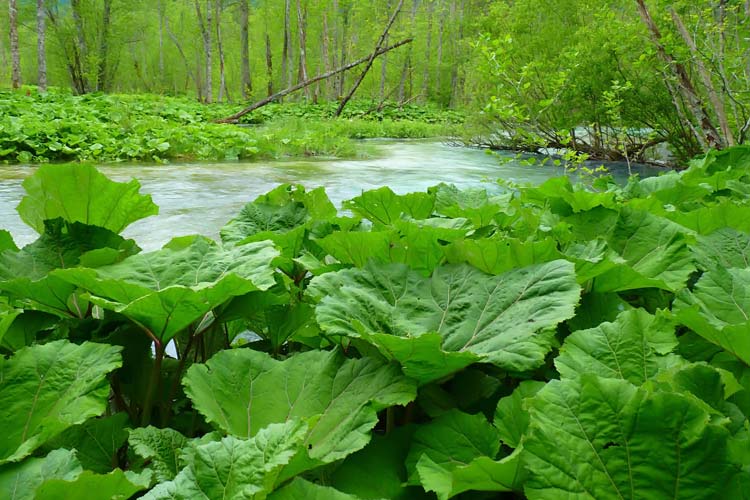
[
  {"xmin": 0, "ymin": 90, "xmax": 463, "ymax": 164},
  {"xmin": 1, "ymin": 146, "xmax": 750, "ymax": 499}
]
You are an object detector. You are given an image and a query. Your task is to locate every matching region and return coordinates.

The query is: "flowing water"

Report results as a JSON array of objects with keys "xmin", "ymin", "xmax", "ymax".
[{"xmin": 0, "ymin": 141, "xmax": 660, "ymax": 251}]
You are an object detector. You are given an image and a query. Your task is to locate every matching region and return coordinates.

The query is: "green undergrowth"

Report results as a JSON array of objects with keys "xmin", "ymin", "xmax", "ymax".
[
  {"xmin": 0, "ymin": 89, "xmax": 463, "ymax": 164},
  {"xmin": 1, "ymin": 146, "xmax": 750, "ymax": 499}
]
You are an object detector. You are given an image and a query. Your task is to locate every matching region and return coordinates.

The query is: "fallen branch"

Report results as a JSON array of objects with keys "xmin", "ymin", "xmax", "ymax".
[
  {"xmin": 334, "ymin": 0, "xmax": 404, "ymax": 117},
  {"xmin": 215, "ymin": 37, "xmax": 413, "ymax": 123}
]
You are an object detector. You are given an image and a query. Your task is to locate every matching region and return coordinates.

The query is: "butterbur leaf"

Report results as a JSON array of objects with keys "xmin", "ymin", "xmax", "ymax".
[
  {"xmin": 524, "ymin": 375, "xmax": 733, "ymax": 499},
  {"xmin": 406, "ymin": 410, "xmax": 518, "ymax": 499},
  {"xmin": 556, "ymin": 309, "xmax": 682, "ymax": 385},
  {"xmin": 444, "ymin": 237, "xmax": 560, "ymax": 276},
  {"xmin": 597, "ymin": 209, "xmax": 694, "ymax": 292},
  {"xmin": 673, "ymin": 267, "xmax": 750, "ymax": 365},
  {"xmin": 46, "ymin": 413, "xmax": 130, "ymax": 473},
  {"xmin": 34, "ymin": 469, "xmax": 151, "ymax": 500},
  {"xmin": 269, "ymin": 478, "xmax": 366, "ymax": 500},
  {"xmin": 128, "ymin": 426, "xmax": 189, "ymax": 483},
  {"xmin": 344, "ymin": 186, "xmax": 434, "ymax": 225},
  {"xmin": 0, "ymin": 340, "xmax": 122, "ymax": 464},
  {"xmin": 494, "ymin": 380, "xmax": 546, "ymax": 448},
  {"xmin": 330, "ymin": 426, "xmax": 427, "ymax": 500},
  {"xmin": 17, "ymin": 163, "xmax": 158, "ymax": 235},
  {"xmin": 0, "ymin": 230, "xmax": 18, "ymax": 252},
  {"xmin": 0, "ymin": 449, "xmax": 81, "ymax": 500},
  {"xmin": 691, "ymin": 228, "xmax": 750, "ymax": 270},
  {"xmin": 184, "ymin": 349, "xmax": 416, "ymax": 464},
  {"xmin": 143, "ymin": 421, "xmax": 307, "ymax": 500},
  {"xmin": 55, "ymin": 237, "xmax": 278, "ymax": 340},
  {"xmin": 406, "ymin": 410, "xmax": 500, "ymax": 483},
  {"xmin": 415, "ymin": 452, "xmax": 521, "ymax": 500},
  {"xmin": 311, "ymin": 260, "xmax": 580, "ymax": 374}
]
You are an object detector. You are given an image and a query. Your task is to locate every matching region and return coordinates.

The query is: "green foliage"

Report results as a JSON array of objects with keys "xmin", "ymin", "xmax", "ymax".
[
  {"xmin": 0, "ymin": 91, "xmax": 461, "ymax": 164},
  {"xmin": 0, "ymin": 148, "xmax": 749, "ymax": 498}
]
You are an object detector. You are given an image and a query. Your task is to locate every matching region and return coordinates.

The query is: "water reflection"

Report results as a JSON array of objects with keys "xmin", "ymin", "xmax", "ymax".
[{"xmin": 0, "ymin": 141, "xmax": 661, "ymax": 250}]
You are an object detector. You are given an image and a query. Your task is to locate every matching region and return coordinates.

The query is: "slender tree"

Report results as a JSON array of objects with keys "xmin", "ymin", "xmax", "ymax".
[
  {"xmin": 239, "ymin": 0, "xmax": 251, "ymax": 99},
  {"xmin": 195, "ymin": 0, "xmax": 213, "ymax": 102},
  {"xmin": 97, "ymin": 0, "xmax": 113, "ymax": 91},
  {"xmin": 9, "ymin": 0, "xmax": 21, "ymax": 89},
  {"xmin": 37, "ymin": 0, "xmax": 47, "ymax": 91}
]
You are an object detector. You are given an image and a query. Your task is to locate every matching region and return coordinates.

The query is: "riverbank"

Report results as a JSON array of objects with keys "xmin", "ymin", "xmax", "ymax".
[{"xmin": 0, "ymin": 89, "xmax": 464, "ymax": 164}]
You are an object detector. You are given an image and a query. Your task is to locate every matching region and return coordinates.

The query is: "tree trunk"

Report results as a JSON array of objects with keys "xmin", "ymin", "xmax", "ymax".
[
  {"xmin": 195, "ymin": 0, "xmax": 213, "ymax": 102},
  {"xmin": 379, "ymin": 0, "xmax": 392, "ymax": 100},
  {"xmin": 321, "ymin": 12, "xmax": 331, "ymax": 99},
  {"xmin": 398, "ymin": 0, "xmax": 419, "ymax": 102},
  {"xmin": 422, "ymin": 0, "xmax": 434, "ymax": 99},
  {"xmin": 265, "ymin": 33, "xmax": 273, "ymax": 97},
  {"xmin": 97, "ymin": 0, "xmax": 113, "ymax": 92},
  {"xmin": 435, "ymin": 0, "xmax": 445, "ymax": 99},
  {"xmin": 336, "ymin": 0, "xmax": 405, "ymax": 116},
  {"xmin": 37, "ymin": 0, "xmax": 46, "ymax": 91},
  {"xmin": 449, "ymin": 0, "xmax": 465, "ymax": 106},
  {"xmin": 9, "ymin": 0, "xmax": 22, "ymax": 89},
  {"xmin": 71, "ymin": 0, "xmax": 89, "ymax": 93},
  {"xmin": 216, "ymin": 0, "xmax": 229, "ymax": 102},
  {"xmin": 296, "ymin": 0, "xmax": 310, "ymax": 99},
  {"xmin": 240, "ymin": 0, "xmax": 251, "ymax": 99},
  {"xmin": 282, "ymin": 0, "xmax": 293, "ymax": 90},
  {"xmin": 670, "ymin": 7, "xmax": 733, "ymax": 146},
  {"xmin": 337, "ymin": 4, "xmax": 350, "ymax": 97},
  {"xmin": 635, "ymin": 0, "xmax": 723, "ymax": 150},
  {"xmin": 158, "ymin": 0, "xmax": 165, "ymax": 77}
]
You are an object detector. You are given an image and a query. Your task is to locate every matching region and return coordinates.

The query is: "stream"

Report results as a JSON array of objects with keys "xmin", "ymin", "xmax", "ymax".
[{"xmin": 0, "ymin": 140, "xmax": 660, "ymax": 251}]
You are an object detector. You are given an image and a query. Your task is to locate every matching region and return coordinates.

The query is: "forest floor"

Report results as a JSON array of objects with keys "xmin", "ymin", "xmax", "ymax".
[{"xmin": 0, "ymin": 89, "xmax": 465, "ymax": 164}]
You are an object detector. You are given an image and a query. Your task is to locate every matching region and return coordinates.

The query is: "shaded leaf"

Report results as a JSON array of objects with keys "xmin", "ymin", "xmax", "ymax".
[{"xmin": 0, "ymin": 340, "xmax": 122, "ymax": 464}]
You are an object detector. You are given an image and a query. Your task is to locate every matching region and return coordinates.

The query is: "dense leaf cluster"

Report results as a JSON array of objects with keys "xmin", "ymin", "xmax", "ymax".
[
  {"xmin": 0, "ymin": 90, "xmax": 461, "ymax": 164},
  {"xmin": 1, "ymin": 146, "xmax": 750, "ymax": 498}
]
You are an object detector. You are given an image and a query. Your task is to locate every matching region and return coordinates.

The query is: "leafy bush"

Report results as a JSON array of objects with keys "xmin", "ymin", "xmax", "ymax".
[{"xmin": 1, "ymin": 146, "xmax": 749, "ymax": 498}]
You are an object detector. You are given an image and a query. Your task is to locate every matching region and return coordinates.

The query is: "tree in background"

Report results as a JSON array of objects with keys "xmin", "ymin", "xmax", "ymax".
[{"xmin": 9, "ymin": 0, "xmax": 21, "ymax": 88}]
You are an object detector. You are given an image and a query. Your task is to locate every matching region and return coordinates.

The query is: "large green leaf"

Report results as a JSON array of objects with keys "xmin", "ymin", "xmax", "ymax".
[
  {"xmin": 596, "ymin": 209, "xmax": 694, "ymax": 292},
  {"xmin": 128, "ymin": 426, "xmax": 189, "ymax": 483},
  {"xmin": 34, "ymin": 469, "xmax": 151, "ymax": 500},
  {"xmin": 45, "ymin": 413, "xmax": 130, "ymax": 473},
  {"xmin": 444, "ymin": 236, "xmax": 560, "ymax": 276},
  {"xmin": 556, "ymin": 309, "xmax": 682, "ymax": 385},
  {"xmin": 55, "ymin": 237, "xmax": 278, "ymax": 340},
  {"xmin": 494, "ymin": 380, "xmax": 546, "ymax": 448},
  {"xmin": 142, "ymin": 420, "xmax": 307, "ymax": 500},
  {"xmin": 673, "ymin": 267, "xmax": 750, "ymax": 365},
  {"xmin": 690, "ymin": 228, "xmax": 750, "ymax": 270},
  {"xmin": 0, "ymin": 220, "xmax": 140, "ymax": 317},
  {"xmin": 330, "ymin": 426, "xmax": 428, "ymax": 500},
  {"xmin": 184, "ymin": 348, "xmax": 416, "ymax": 464},
  {"xmin": 0, "ymin": 449, "xmax": 81, "ymax": 500},
  {"xmin": 311, "ymin": 260, "xmax": 580, "ymax": 374},
  {"xmin": 0, "ymin": 340, "xmax": 122, "ymax": 464},
  {"xmin": 344, "ymin": 186, "xmax": 435, "ymax": 225},
  {"xmin": 220, "ymin": 183, "xmax": 336, "ymax": 244},
  {"xmin": 269, "ymin": 478, "xmax": 366, "ymax": 500},
  {"xmin": 524, "ymin": 375, "xmax": 733, "ymax": 499},
  {"xmin": 17, "ymin": 164, "xmax": 158, "ymax": 235},
  {"xmin": 405, "ymin": 410, "xmax": 519, "ymax": 499}
]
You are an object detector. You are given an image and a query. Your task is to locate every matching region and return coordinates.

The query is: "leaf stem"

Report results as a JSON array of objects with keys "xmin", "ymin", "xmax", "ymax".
[
  {"xmin": 141, "ymin": 334, "xmax": 165, "ymax": 427},
  {"xmin": 386, "ymin": 407, "xmax": 395, "ymax": 435},
  {"xmin": 162, "ymin": 332, "xmax": 196, "ymax": 426}
]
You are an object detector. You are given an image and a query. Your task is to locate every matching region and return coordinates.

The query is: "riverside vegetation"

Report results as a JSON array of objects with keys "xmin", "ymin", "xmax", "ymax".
[
  {"xmin": 0, "ymin": 90, "xmax": 463, "ymax": 163},
  {"xmin": 1, "ymin": 146, "xmax": 750, "ymax": 499}
]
